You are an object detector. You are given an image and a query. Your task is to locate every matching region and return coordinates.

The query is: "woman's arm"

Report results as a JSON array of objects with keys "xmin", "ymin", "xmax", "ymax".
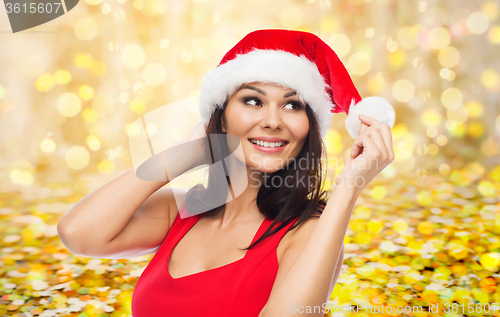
[
  {"xmin": 259, "ymin": 184, "xmax": 360, "ymax": 317},
  {"xmin": 260, "ymin": 117, "xmax": 394, "ymax": 316},
  {"xmin": 327, "ymin": 243, "xmax": 344, "ymax": 296},
  {"xmin": 57, "ymin": 123, "xmax": 210, "ymax": 259},
  {"xmin": 57, "ymin": 168, "xmax": 173, "ymax": 258},
  {"xmin": 57, "ymin": 161, "xmax": 190, "ymax": 259}
]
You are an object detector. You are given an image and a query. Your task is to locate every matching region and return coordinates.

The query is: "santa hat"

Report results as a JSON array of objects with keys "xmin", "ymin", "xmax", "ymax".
[{"xmin": 198, "ymin": 29, "xmax": 395, "ymax": 139}]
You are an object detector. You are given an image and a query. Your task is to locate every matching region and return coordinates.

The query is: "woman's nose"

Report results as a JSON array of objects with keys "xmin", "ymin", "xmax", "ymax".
[{"xmin": 259, "ymin": 104, "xmax": 283, "ymax": 130}]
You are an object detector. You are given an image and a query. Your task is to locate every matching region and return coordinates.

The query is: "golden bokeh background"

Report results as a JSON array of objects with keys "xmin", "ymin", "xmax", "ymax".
[
  {"xmin": 1, "ymin": 0, "xmax": 500, "ymax": 316},
  {"xmin": 1, "ymin": 0, "xmax": 499, "ymax": 185}
]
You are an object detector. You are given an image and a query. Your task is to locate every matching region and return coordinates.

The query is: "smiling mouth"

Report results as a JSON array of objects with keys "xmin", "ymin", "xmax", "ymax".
[{"xmin": 248, "ymin": 139, "xmax": 289, "ymax": 148}]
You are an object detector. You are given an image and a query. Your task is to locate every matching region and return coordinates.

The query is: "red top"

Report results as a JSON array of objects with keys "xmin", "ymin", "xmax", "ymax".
[{"xmin": 132, "ymin": 202, "xmax": 299, "ymax": 317}]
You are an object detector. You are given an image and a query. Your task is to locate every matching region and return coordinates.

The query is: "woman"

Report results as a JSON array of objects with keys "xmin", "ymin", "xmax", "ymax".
[{"xmin": 57, "ymin": 29, "xmax": 396, "ymax": 316}]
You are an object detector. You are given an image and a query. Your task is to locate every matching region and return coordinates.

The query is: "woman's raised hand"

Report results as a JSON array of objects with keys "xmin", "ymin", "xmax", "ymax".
[
  {"xmin": 138, "ymin": 121, "xmax": 211, "ymax": 182},
  {"xmin": 162, "ymin": 121, "xmax": 212, "ymax": 173},
  {"xmin": 336, "ymin": 114, "xmax": 395, "ymax": 192},
  {"xmin": 184, "ymin": 121, "xmax": 209, "ymax": 144},
  {"xmin": 181, "ymin": 121, "xmax": 212, "ymax": 167}
]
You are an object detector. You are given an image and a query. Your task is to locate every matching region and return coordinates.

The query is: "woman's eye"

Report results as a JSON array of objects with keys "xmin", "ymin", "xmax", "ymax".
[
  {"xmin": 283, "ymin": 101, "xmax": 302, "ymax": 110},
  {"xmin": 244, "ymin": 97, "xmax": 261, "ymax": 106}
]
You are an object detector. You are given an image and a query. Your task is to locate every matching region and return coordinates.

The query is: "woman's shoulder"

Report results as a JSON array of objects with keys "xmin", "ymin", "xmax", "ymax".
[
  {"xmin": 288, "ymin": 212, "xmax": 320, "ymax": 240},
  {"xmin": 278, "ymin": 212, "xmax": 321, "ymax": 257}
]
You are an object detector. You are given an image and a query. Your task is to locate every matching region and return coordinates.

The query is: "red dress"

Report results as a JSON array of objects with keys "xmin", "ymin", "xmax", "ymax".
[{"xmin": 131, "ymin": 202, "xmax": 299, "ymax": 317}]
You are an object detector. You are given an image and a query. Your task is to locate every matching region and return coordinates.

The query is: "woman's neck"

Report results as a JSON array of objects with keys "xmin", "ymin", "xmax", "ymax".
[{"xmin": 208, "ymin": 163, "xmax": 265, "ymax": 228}]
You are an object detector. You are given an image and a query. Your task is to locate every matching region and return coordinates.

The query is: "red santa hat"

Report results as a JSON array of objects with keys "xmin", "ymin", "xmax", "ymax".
[{"xmin": 198, "ymin": 29, "xmax": 396, "ymax": 139}]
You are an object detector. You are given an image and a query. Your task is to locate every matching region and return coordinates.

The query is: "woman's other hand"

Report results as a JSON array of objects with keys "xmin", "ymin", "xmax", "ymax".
[
  {"xmin": 181, "ymin": 121, "xmax": 211, "ymax": 167},
  {"xmin": 336, "ymin": 114, "xmax": 395, "ymax": 192},
  {"xmin": 161, "ymin": 121, "xmax": 212, "ymax": 175},
  {"xmin": 138, "ymin": 121, "xmax": 211, "ymax": 182},
  {"xmin": 184, "ymin": 121, "xmax": 209, "ymax": 144}
]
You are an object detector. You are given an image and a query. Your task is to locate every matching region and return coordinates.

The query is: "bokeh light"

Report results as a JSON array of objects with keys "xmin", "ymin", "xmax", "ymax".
[
  {"xmin": 347, "ymin": 52, "xmax": 371, "ymax": 75},
  {"xmin": 65, "ymin": 146, "xmax": 90, "ymax": 170},
  {"xmin": 446, "ymin": 105, "xmax": 469, "ymax": 124},
  {"xmin": 427, "ymin": 27, "xmax": 451, "ymax": 49},
  {"xmin": 397, "ymin": 26, "xmax": 419, "ymax": 49},
  {"xmin": 392, "ymin": 79, "xmax": 415, "ymax": 102},
  {"xmin": 441, "ymin": 87, "xmax": 463, "ymax": 109},
  {"xmin": 57, "ymin": 93, "xmax": 82, "ymax": 117},
  {"xmin": 9, "ymin": 160, "xmax": 35, "ymax": 186},
  {"xmin": 142, "ymin": 63, "xmax": 167, "ymax": 86},
  {"xmin": 92, "ymin": 94, "xmax": 115, "ymax": 115},
  {"xmin": 78, "ymin": 85, "xmax": 94, "ymax": 100},
  {"xmin": 326, "ymin": 33, "xmax": 351, "ymax": 57},
  {"xmin": 438, "ymin": 47, "xmax": 460, "ymax": 68},
  {"xmin": 74, "ymin": 18, "xmax": 99, "ymax": 41},
  {"xmin": 121, "ymin": 44, "xmax": 146, "ymax": 69},
  {"xmin": 466, "ymin": 11, "xmax": 490, "ymax": 34},
  {"xmin": 35, "ymin": 73, "xmax": 55, "ymax": 92},
  {"xmin": 54, "ymin": 70, "xmax": 72, "ymax": 84},
  {"xmin": 489, "ymin": 26, "xmax": 500, "ymax": 43},
  {"xmin": 481, "ymin": 69, "xmax": 499, "ymax": 90},
  {"xmin": 86, "ymin": 135, "xmax": 101, "ymax": 151},
  {"xmin": 40, "ymin": 138, "xmax": 56, "ymax": 153}
]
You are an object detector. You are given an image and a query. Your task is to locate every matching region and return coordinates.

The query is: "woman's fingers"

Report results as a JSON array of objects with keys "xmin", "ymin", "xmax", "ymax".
[
  {"xmin": 358, "ymin": 115, "xmax": 381, "ymax": 135},
  {"xmin": 351, "ymin": 133, "xmax": 380, "ymax": 159},
  {"xmin": 366, "ymin": 128, "xmax": 389, "ymax": 160},
  {"xmin": 351, "ymin": 128, "xmax": 385, "ymax": 159},
  {"xmin": 351, "ymin": 136, "xmax": 362, "ymax": 158},
  {"xmin": 359, "ymin": 121, "xmax": 370, "ymax": 135},
  {"xmin": 357, "ymin": 115, "xmax": 394, "ymax": 161},
  {"xmin": 351, "ymin": 131, "xmax": 371, "ymax": 158},
  {"xmin": 359, "ymin": 114, "xmax": 382, "ymax": 126},
  {"xmin": 379, "ymin": 124, "xmax": 394, "ymax": 161}
]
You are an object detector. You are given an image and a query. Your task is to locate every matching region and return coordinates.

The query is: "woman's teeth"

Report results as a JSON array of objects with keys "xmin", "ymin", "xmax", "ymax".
[{"xmin": 250, "ymin": 139, "xmax": 287, "ymax": 148}]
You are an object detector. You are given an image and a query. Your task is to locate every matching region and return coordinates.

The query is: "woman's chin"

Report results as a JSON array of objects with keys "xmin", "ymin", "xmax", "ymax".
[
  {"xmin": 258, "ymin": 168, "xmax": 280, "ymax": 174},
  {"xmin": 248, "ymin": 161, "xmax": 285, "ymax": 173},
  {"xmin": 246, "ymin": 164, "xmax": 280, "ymax": 175}
]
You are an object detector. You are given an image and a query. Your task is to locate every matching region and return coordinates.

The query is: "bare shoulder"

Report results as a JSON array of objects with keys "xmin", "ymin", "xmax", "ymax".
[
  {"xmin": 278, "ymin": 211, "xmax": 321, "ymax": 260},
  {"xmin": 288, "ymin": 212, "xmax": 321, "ymax": 243},
  {"xmin": 162, "ymin": 187, "xmax": 190, "ymax": 227}
]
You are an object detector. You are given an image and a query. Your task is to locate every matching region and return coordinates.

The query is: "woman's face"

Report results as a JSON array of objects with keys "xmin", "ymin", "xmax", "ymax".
[{"xmin": 221, "ymin": 82, "xmax": 309, "ymax": 174}]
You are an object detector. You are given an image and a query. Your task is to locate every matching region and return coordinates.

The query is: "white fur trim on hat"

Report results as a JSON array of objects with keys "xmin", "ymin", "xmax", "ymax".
[
  {"xmin": 198, "ymin": 49, "xmax": 334, "ymax": 137},
  {"xmin": 345, "ymin": 96, "xmax": 396, "ymax": 139}
]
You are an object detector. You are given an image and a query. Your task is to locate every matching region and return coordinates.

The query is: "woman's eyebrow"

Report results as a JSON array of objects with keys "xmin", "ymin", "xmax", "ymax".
[
  {"xmin": 235, "ymin": 86, "xmax": 297, "ymax": 98},
  {"xmin": 236, "ymin": 85, "xmax": 266, "ymax": 95}
]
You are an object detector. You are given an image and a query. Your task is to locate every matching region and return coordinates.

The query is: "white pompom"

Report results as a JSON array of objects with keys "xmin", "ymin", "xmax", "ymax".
[{"xmin": 344, "ymin": 97, "xmax": 396, "ymax": 139}]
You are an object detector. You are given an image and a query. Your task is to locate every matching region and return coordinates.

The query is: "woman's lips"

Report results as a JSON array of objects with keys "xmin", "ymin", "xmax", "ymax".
[{"xmin": 248, "ymin": 139, "xmax": 288, "ymax": 153}]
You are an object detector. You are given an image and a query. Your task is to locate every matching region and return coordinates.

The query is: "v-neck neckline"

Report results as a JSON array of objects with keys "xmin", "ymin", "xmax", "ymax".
[{"xmin": 166, "ymin": 209, "xmax": 269, "ymax": 281}]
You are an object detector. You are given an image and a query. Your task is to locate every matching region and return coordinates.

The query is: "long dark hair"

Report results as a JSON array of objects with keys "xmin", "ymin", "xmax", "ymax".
[{"xmin": 184, "ymin": 99, "xmax": 329, "ymax": 250}]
